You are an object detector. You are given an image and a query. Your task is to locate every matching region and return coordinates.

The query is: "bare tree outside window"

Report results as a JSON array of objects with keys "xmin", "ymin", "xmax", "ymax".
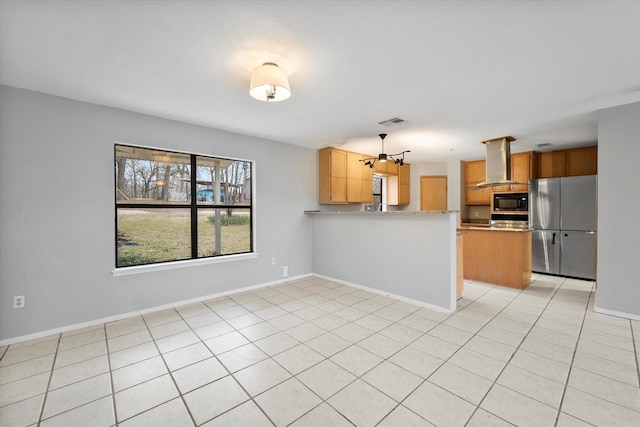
[{"xmin": 115, "ymin": 144, "xmax": 253, "ymax": 267}]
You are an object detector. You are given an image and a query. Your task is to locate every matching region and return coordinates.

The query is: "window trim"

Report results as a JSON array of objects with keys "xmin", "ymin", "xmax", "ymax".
[
  {"xmin": 111, "ymin": 252, "xmax": 259, "ymax": 277},
  {"xmin": 114, "ymin": 142, "xmax": 256, "ymax": 271}
]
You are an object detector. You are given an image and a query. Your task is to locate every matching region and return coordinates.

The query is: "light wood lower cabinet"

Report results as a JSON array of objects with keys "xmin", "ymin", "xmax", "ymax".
[
  {"xmin": 457, "ymin": 234, "xmax": 464, "ymax": 299},
  {"xmin": 459, "ymin": 229, "xmax": 532, "ymax": 289}
]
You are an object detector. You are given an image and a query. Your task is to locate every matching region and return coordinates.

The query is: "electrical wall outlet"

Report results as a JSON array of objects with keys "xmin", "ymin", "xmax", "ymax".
[
  {"xmin": 282, "ymin": 266, "xmax": 288, "ymax": 278},
  {"xmin": 13, "ymin": 295, "xmax": 25, "ymax": 309},
  {"xmin": 271, "ymin": 257, "xmax": 276, "ymax": 265},
  {"xmin": 474, "ymin": 210, "xmax": 479, "ymax": 217}
]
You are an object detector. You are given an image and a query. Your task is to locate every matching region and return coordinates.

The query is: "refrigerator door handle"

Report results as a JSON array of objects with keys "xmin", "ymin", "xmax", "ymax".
[{"xmin": 552, "ymin": 232, "xmax": 556, "ymax": 245}]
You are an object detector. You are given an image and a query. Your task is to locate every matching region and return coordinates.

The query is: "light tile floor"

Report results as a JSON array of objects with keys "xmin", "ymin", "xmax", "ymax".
[{"xmin": 1, "ymin": 274, "xmax": 639, "ymax": 426}]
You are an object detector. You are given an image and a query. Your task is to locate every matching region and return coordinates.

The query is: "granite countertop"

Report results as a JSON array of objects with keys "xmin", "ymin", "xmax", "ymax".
[
  {"xmin": 305, "ymin": 210, "xmax": 457, "ymax": 215},
  {"xmin": 458, "ymin": 224, "xmax": 531, "ymax": 232}
]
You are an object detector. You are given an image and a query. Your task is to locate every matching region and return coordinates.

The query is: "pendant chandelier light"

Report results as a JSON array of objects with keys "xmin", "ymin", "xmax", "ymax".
[
  {"xmin": 249, "ymin": 62, "xmax": 291, "ymax": 102},
  {"xmin": 361, "ymin": 134, "xmax": 410, "ymax": 168}
]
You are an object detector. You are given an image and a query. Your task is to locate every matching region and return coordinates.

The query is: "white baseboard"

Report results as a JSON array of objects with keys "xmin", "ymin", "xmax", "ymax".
[
  {"xmin": 593, "ymin": 304, "xmax": 640, "ymax": 322},
  {"xmin": 313, "ymin": 274, "xmax": 453, "ymax": 315},
  {"xmin": 0, "ymin": 273, "xmax": 312, "ymax": 347}
]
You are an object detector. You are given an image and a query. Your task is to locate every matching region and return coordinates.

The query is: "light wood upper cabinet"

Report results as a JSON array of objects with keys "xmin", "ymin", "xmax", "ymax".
[
  {"xmin": 566, "ymin": 146, "xmax": 597, "ymax": 176},
  {"xmin": 538, "ymin": 150, "xmax": 566, "ymax": 178},
  {"xmin": 360, "ymin": 155, "xmax": 374, "ymax": 204},
  {"xmin": 510, "ymin": 151, "xmax": 535, "ymax": 192},
  {"xmin": 537, "ymin": 146, "xmax": 597, "ymax": 178},
  {"xmin": 319, "ymin": 148, "xmax": 347, "ymax": 204},
  {"xmin": 465, "ymin": 159, "xmax": 486, "ymax": 183},
  {"xmin": 373, "ymin": 160, "xmax": 386, "ymax": 174},
  {"xmin": 319, "ymin": 147, "xmax": 410, "ymax": 205},
  {"xmin": 319, "ymin": 148, "xmax": 377, "ymax": 204},
  {"xmin": 464, "ymin": 160, "xmax": 491, "ymax": 205},
  {"xmin": 493, "ymin": 151, "xmax": 537, "ymax": 192},
  {"xmin": 398, "ymin": 163, "xmax": 410, "ymax": 205},
  {"xmin": 387, "ymin": 163, "xmax": 410, "ymax": 205},
  {"xmin": 346, "ymin": 151, "xmax": 363, "ymax": 202},
  {"xmin": 373, "ymin": 159, "xmax": 399, "ymax": 175}
]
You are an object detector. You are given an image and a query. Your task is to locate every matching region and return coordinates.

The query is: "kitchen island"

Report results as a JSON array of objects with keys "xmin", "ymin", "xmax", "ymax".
[
  {"xmin": 306, "ymin": 210, "xmax": 458, "ymax": 313},
  {"xmin": 458, "ymin": 225, "xmax": 532, "ymax": 289}
]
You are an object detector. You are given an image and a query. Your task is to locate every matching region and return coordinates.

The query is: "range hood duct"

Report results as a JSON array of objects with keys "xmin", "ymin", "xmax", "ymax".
[{"xmin": 474, "ymin": 136, "xmax": 523, "ymax": 188}]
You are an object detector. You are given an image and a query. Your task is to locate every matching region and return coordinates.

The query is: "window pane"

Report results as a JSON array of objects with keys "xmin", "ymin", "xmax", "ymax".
[
  {"xmin": 372, "ymin": 176, "xmax": 382, "ymax": 194},
  {"xmin": 115, "ymin": 145, "xmax": 191, "ymax": 204},
  {"xmin": 195, "ymin": 157, "xmax": 252, "ymax": 206},
  {"xmin": 197, "ymin": 208, "xmax": 251, "ymax": 256},
  {"xmin": 117, "ymin": 208, "xmax": 191, "ymax": 266}
]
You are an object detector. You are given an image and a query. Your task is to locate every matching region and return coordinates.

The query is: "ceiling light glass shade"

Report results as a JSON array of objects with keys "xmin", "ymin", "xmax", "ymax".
[{"xmin": 249, "ymin": 62, "xmax": 291, "ymax": 102}]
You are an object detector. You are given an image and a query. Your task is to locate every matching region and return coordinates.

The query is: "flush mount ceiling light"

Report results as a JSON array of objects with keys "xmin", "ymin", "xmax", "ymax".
[
  {"xmin": 361, "ymin": 134, "xmax": 411, "ymax": 168},
  {"xmin": 249, "ymin": 62, "xmax": 291, "ymax": 102}
]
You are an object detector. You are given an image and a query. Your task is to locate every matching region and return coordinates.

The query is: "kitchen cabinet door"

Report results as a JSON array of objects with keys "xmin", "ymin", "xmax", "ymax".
[
  {"xmin": 319, "ymin": 148, "xmax": 347, "ymax": 204},
  {"xmin": 386, "ymin": 161, "xmax": 399, "ymax": 176},
  {"xmin": 510, "ymin": 151, "xmax": 534, "ymax": 191},
  {"xmin": 538, "ymin": 150, "xmax": 566, "ymax": 178},
  {"xmin": 566, "ymin": 146, "xmax": 597, "ymax": 176},
  {"xmin": 346, "ymin": 151, "xmax": 363, "ymax": 202},
  {"xmin": 387, "ymin": 163, "xmax": 410, "ymax": 205},
  {"xmin": 465, "ymin": 160, "xmax": 486, "ymax": 182},
  {"xmin": 398, "ymin": 164, "xmax": 410, "ymax": 205},
  {"xmin": 360, "ymin": 154, "xmax": 373, "ymax": 203},
  {"xmin": 464, "ymin": 160, "xmax": 491, "ymax": 205}
]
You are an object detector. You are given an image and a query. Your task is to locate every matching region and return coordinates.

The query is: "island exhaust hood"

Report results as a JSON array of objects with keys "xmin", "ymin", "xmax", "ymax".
[{"xmin": 474, "ymin": 136, "xmax": 523, "ymax": 188}]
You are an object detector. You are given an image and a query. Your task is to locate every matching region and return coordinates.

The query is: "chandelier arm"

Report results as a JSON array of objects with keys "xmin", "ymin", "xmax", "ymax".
[{"xmin": 388, "ymin": 150, "xmax": 411, "ymax": 157}]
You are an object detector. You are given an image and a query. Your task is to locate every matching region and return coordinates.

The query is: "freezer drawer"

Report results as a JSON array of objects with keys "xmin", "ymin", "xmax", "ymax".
[
  {"xmin": 532, "ymin": 230, "xmax": 560, "ymax": 275},
  {"xmin": 561, "ymin": 231, "xmax": 597, "ymax": 280}
]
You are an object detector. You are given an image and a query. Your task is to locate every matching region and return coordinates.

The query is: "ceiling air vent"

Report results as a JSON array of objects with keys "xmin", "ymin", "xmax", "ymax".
[
  {"xmin": 378, "ymin": 117, "xmax": 406, "ymax": 127},
  {"xmin": 536, "ymin": 143, "xmax": 553, "ymax": 148}
]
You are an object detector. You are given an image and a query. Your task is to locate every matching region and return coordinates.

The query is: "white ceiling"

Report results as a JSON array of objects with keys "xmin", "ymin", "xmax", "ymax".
[{"xmin": 1, "ymin": 0, "xmax": 639, "ymax": 162}]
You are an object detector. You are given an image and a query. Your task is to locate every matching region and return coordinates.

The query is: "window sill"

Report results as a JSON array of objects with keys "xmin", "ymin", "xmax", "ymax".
[{"xmin": 111, "ymin": 253, "xmax": 258, "ymax": 277}]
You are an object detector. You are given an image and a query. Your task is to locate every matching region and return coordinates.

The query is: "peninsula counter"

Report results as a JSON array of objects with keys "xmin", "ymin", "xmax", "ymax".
[{"xmin": 306, "ymin": 210, "xmax": 459, "ymax": 313}]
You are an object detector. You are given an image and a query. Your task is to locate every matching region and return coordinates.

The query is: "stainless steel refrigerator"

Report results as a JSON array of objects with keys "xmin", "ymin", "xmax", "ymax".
[{"xmin": 529, "ymin": 175, "xmax": 597, "ymax": 280}]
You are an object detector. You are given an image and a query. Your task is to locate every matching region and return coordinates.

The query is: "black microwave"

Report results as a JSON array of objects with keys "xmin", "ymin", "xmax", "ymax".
[{"xmin": 492, "ymin": 192, "xmax": 528, "ymax": 213}]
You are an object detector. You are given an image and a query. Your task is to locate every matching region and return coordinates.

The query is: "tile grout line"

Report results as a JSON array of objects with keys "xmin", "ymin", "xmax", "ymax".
[
  {"xmin": 631, "ymin": 316, "xmax": 640, "ymax": 390},
  {"xmin": 181, "ymin": 298, "xmax": 281, "ymax": 426},
  {"xmin": 35, "ymin": 333, "xmax": 62, "ymax": 427},
  {"xmin": 7, "ymin": 275, "xmax": 634, "ymax": 426},
  {"xmin": 140, "ymin": 312, "xmax": 200, "ymax": 426},
  {"xmin": 225, "ymin": 280, "xmax": 439, "ymax": 426},
  {"xmin": 551, "ymin": 281, "xmax": 593, "ymax": 427},
  {"xmin": 452, "ymin": 276, "xmax": 573, "ymax": 426},
  {"xmin": 103, "ymin": 323, "xmax": 119, "ymax": 427}
]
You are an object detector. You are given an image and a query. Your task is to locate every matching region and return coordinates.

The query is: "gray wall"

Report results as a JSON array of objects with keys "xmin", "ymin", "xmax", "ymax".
[
  {"xmin": 311, "ymin": 213, "xmax": 457, "ymax": 312},
  {"xmin": 0, "ymin": 85, "xmax": 317, "ymax": 341},
  {"xmin": 407, "ymin": 160, "xmax": 462, "ymax": 213},
  {"xmin": 596, "ymin": 102, "xmax": 640, "ymax": 318}
]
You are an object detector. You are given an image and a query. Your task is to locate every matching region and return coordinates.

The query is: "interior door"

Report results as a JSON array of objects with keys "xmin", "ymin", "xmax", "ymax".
[{"xmin": 420, "ymin": 176, "xmax": 447, "ymax": 211}]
